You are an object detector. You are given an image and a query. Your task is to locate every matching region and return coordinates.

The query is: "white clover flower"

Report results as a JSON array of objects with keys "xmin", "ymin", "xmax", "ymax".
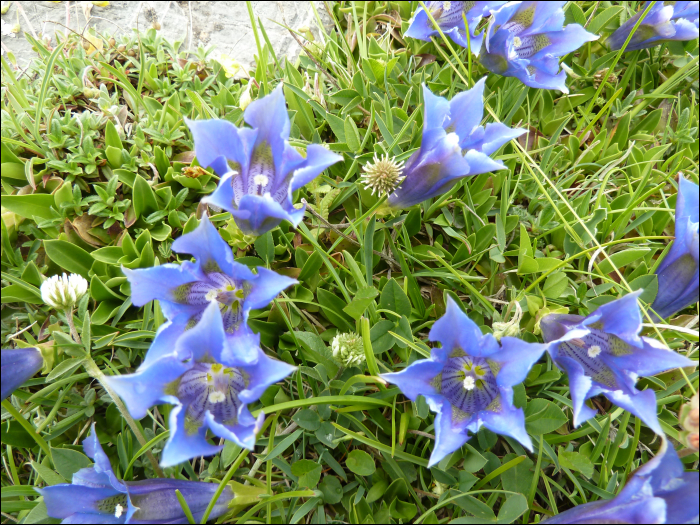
[
  {"xmin": 360, "ymin": 153, "xmax": 405, "ymax": 197},
  {"xmin": 41, "ymin": 273, "xmax": 88, "ymax": 310},
  {"xmin": 331, "ymin": 332, "xmax": 365, "ymax": 367}
]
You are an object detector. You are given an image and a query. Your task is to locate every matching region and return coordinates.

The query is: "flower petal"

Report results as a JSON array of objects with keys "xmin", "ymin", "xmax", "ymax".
[
  {"xmin": 380, "ymin": 359, "xmax": 445, "ymax": 401},
  {"xmin": 37, "ymin": 484, "xmax": 124, "ymax": 522},
  {"xmin": 237, "ymin": 348, "xmax": 297, "ymax": 404},
  {"xmin": 245, "ymin": 267, "xmax": 297, "ymax": 311},
  {"xmin": 121, "ymin": 264, "xmax": 198, "ymax": 311},
  {"xmin": 1, "ymin": 347, "xmax": 42, "ymax": 401},
  {"xmin": 172, "ymin": 215, "xmax": 237, "ymax": 277},
  {"xmin": 445, "ymin": 77, "xmax": 486, "ymax": 147},
  {"xmin": 206, "ymin": 407, "xmax": 263, "ymax": 450},
  {"xmin": 463, "ymin": 149, "xmax": 508, "ymax": 177},
  {"xmin": 554, "ymin": 355, "xmax": 598, "ymax": 427},
  {"xmin": 161, "ymin": 405, "xmax": 223, "ymax": 468},
  {"xmin": 583, "ymin": 291, "xmax": 644, "ymax": 348},
  {"xmin": 429, "ymin": 297, "xmax": 500, "ymax": 360},
  {"xmin": 186, "ymin": 118, "xmax": 254, "ymax": 178},
  {"xmin": 602, "ymin": 336, "xmax": 695, "ymax": 378},
  {"xmin": 479, "ymin": 386, "xmax": 532, "ymax": 451},
  {"xmin": 605, "ymin": 387, "xmax": 663, "ymax": 436},
  {"xmin": 495, "ymin": 337, "xmax": 547, "ymax": 386},
  {"xmin": 428, "ymin": 396, "xmax": 471, "ymax": 467},
  {"xmin": 176, "ymin": 301, "xmax": 227, "ymax": 363},
  {"xmin": 104, "ymin": 354, "xmax": 189, "ymax": 420},
  {"xmin": 289, "ymin": 145, "xmax": 344, "ymax": 193},
  {"xmin": 422, "ymin": 83, "xmax": 451, "ymax": 131},
  {"xmin": 530, "ymin": 24, "xmax": 599, "ymax": 61},
  {"xmin": 231, "ymin": 193, "xmax": 302, "ymax": 236}
]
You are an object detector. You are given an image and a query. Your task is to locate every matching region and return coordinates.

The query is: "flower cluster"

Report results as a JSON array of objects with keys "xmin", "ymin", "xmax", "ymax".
[
  {"xmin": 608, "ymin": 2, "xmax": 699, "ymax": 52},
  {"xmin": 386, "ymin": 79, "xmax": 525, "ymax": 209},
  {"xmin": 405, "ymin": 1, "xmax": 699, "ymax": 92}
]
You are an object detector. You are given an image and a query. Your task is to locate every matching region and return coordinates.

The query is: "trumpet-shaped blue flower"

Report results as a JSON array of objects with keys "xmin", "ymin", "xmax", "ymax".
[
  {"xmin": 543, "ymin": 437, "xmax": 699, "ymax": 524},
  {"xmin": 652, "ymin": 176, "xmax": 699, "ymax": 318},
  {"xmin": 123, "ymin": 214, "xmax": 295, "ymax": 341},
  {"xmin": 37, "ymin": 424, "xmax": 234, "ymax": 524},
  {"xmin": 187, "ymin": 85, "xmax": 342, "ymax": 236},
  {"xmin": 1, "ymin": 348, "xmax": 42, "ymax": 401},
  {"xmin": 381, "ymin": 297, "xmax": 545, "ymax": 467},
  {"xmin": 541, "ymin": 291, "xmax": 695, "ymax": 435},
  {"xmin": 480, "ymin": 1, "xmax": 598, "ymax": 92},
  {"xmin": 608, "ymin": 1, "xmax": 699, "ymax": 52},
  {"xmin": 105, "ymin": 302, "xmax": 295, "ymax": 467},
  {"xmin": 387, "ymin": 79, "xmax": 525, "ymax": 209},
  {"xmin": 404, "ymin": 1, "xmax": 506, "ymax": 54}
]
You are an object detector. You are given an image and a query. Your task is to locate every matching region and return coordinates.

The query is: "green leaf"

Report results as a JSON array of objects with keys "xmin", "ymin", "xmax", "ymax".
[
  {"xmin": 51, "ymin": 447, "xmax": 92, "ymax": 481},
  {"xmin": 132, "ymin": 176, "xmax": 159, "ymax": 219},
  {"xmin": 317, "ymin": 288, "xmax": 354, "ymax": 331},
  {"xmin": 346, "ymin": 450, "xmax": 376, "ymax": 476},
  {"xmin": 44, "ymin": 240, "xmax": 92, "ymax": 278},
  {"xmin": 2, "ymin": 194, "xmax": 57, "ymax": 221},
  {"xmin": 291, "ymin": 459, "xmax": 322, "ymax": 488},
  {"xmin": 525, "ymin": 399, "xmax": 567, "ymax": 435},
  {"xmin": 379, "ymin": 278, "xmax": 411, "ymax": 318},
  {"xmin": 496, "ymin": 494, "xmax": 529, "ymax": 524},
  {"xmin": 543, "ymin": 272, "xmax": 569, "ymax": 299},
  {"xmin": 319, "ymin": 475, "xmax": 343, "ymax": 504},
  {"xmin": 254, "ymin": 231, "xmax": 274, "ymax": 265},
  {"xmin": 344, "ymin": 116, "xmax": 361, "ymax": 152},
  {"xmin": 587, "ymin": 6, "xmax": 624, "ymax": 35},
  {"xmin": 292, "ymin": 409, "xmax": 322, "ymax": 431},
  {"xmin": 343, "ymin": 286, "xmax": 379, "ymax": 319},
  {"xmin": 31, "ymin": 461, "xmax": 67, "ymax": 486},
  {"xmin": 597, "ymin": 248, "xmax": 650, "ymax": 275},
  {"xmin": 558, "ymin": 449, "xmax": 594, "ymax": 478}
]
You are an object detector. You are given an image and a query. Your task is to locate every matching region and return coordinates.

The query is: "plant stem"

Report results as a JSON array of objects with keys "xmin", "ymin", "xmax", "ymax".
[
  {"xmin": 63, "ymin": 308, "xmax": 165, "ymax": 477},
  {"xmin": 64, "ymin": 308, "xmax": 81, "ymax": 344},
  {"xmin": 82, "ymin": 357, "xmax": 165, "ymax": 477}
]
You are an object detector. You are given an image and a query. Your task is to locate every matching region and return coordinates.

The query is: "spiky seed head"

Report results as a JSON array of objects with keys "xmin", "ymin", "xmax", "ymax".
[
  {"xmin": 40, "ymin": 273, "xmax": 88, "ymax": 310},
  {"xmin": 331, "ymin": 332, "xmax": 366, "ymax": 367},
  {"xmin": 360, "ymin": 153, "xmax": 405, "ymax": 197}
]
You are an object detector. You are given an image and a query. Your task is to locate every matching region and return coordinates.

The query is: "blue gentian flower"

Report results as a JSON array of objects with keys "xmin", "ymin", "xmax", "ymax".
[
  {"xmin": 387, "ymin": 79, "xmax": 525, "ymax": 210},
  {"xmin": 1, "ymin": 348, "xmax": 42, "ymax": 401},
  {"xmin": 404, "ymin": 1, "xmax": 507, "ymax": 54},
  {"xmin": 123, "ymin": 214, "xmax": 296, "ymax": 338},
  {"xmin": 608, "ymin": 1, "xmax": 699, "ymax": 52},
  {"xmin": 37, "ymin": 424, "xmax": 235, "ymax": 524},
  {"xmin": 652, "ymin": 176, "xmax": 699, "ymax": 318},
  {"xmin": 543, "ymin": 437, "xmax": 699, "ymax": 524},
  {"xmin": 187, "ymin": 84, "xmax": 343, "ymax": 236},
  {"xmin": 380, "ymin": 297, "xmax": 545, "ymax": 467},
  {"xmin": 105, "ymin": 301, "xmax": 295, "ymax": 467},
  {"xmin": 480, "ymin": 1, "xmax": 598, "ymax": 92},
  {"xmin": 540, "ymin": 291, "xmax": 695, "ymax": 435}
]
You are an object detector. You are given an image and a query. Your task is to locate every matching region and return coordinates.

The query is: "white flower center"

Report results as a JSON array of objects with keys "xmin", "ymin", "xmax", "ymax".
[
  {"xmin": 513, "ymin": 36, "xmax": 522, "ymax": 47},
  {"xmin": 115, "ymin": 504, "xmax": 124, "ymax": 518},
  {"xmin": 208, "ymin": 391, "xmax": 226, "ymax": 404},
  {"xmin": 253, "ymin": 174, "xmax": 269, "ymax": 187},
  {"xmin": 588, "ymin": 345, "xmax": 602, "ymax": 358},
  {"xmin": 442, "ymin": 1, "xmax": 451, "ymax": 11},
  {"xmin": 463, "ymin": 376, "xmax": 476, "ymax": 390}
]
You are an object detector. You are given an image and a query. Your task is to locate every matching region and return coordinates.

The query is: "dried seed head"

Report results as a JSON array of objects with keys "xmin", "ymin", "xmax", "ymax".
[
  {"xmin": 40, "ymin": 273, "xmax": 88, "ymax": 310},
  {"xmin": 360, "ymin": 153, "xmax": 405, "ymax": 197}
]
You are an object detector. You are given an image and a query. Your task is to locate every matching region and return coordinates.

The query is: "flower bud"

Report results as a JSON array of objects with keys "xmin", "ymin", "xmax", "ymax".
[
  {"xmin": 331, "ymin": 332, "xmax": 365, "ymax": 367},
  {"xmin": 40, "ymin": 273, "xmax": 88, "ymax": 310}
]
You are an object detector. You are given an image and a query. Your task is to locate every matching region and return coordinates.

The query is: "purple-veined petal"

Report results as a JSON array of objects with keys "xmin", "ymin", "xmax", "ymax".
[
  {"xmin": 603, "ymin": 336, "xmax": 695, "ymax": 378},
  {"xmin": 529, "ymin": 24, "xmax": 599, "ymax": 61},
  {"xmin": 583, "ymin": 290, "xmax": 644, "ymax": 348}
]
